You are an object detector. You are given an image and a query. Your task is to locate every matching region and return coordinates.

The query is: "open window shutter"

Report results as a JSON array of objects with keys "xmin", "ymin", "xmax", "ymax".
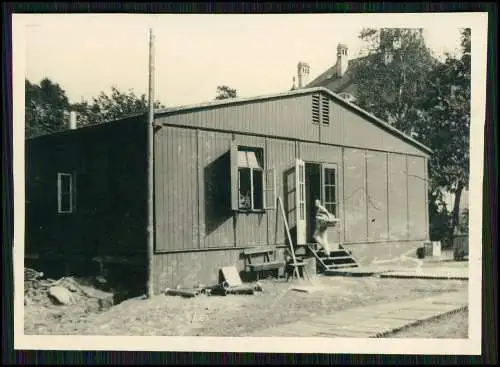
[
  {"xmin": 57, "ymin": 173, "xmax": 62, "ymax": 213},
  {"xmin": 230, "ymin": 140, "xmax": 239, "ymax": 211},
  {"xmin": 321, "ymin": 163, "xmax": 341, "ymax": 247},
  {"xmin": 263, "ymin": 168, "xmax": 276, "ymax": 210},
  {"xmin": 295, "ymin": 158, "xmax": 306, "ymax": 244}
]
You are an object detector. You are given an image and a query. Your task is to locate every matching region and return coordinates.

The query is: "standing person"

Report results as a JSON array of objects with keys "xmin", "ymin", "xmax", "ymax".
[{"xmin": 312, "ymin": 199, "xmax": 339, "ymax": 257}]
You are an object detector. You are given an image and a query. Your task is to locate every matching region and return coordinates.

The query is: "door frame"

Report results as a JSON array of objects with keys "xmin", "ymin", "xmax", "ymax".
[
  {"xmin": 295, "ymin": 158, "xmax": 307, "ymax": 245},
  {"xmin": 297, "ymin": 160, "xmax": 340, "ymax": 246}
]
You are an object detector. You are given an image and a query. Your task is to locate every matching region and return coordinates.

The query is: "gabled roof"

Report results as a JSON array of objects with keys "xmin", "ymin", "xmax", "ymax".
[
  {"xmin": 306, "ymin": 49, "xmax": 441, "ymax": 95},
  {"xmin": 305, "ymin": 54, "xmax": 376, "ymax": 94},
  {"xmin": 154, "ymin": 86, "xmax": 432, "ymax": 155}
]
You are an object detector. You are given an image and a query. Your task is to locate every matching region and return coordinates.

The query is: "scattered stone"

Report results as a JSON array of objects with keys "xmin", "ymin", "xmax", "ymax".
[
  {"xmin": 254, "ymin": 282, "xmax": 263, "ymax": 292},
  {"xmin": 95, "ymin": 276, "xmax": 107, "ymax": 285},
  {"xmin": 98, "ymin": 297, "xmax": 114, "ymax": 311},
  {"xmin": 79, "ymin": 285, "xmax": 115, "ymax": 310},
  {"xmin": 48, "ymin": 286, "xmax": 74, "ymax": 305}
]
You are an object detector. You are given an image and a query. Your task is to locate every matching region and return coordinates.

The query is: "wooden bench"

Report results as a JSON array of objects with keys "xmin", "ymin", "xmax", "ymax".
[{"xmin": 243, "ymin": 247, "xmax": 285, "ymax": 280}]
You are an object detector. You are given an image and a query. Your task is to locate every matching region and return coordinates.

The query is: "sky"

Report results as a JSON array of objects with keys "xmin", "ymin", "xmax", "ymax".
[{"xmin": 20, "ymin": 14, "xmax": 464, "ymax": 107}]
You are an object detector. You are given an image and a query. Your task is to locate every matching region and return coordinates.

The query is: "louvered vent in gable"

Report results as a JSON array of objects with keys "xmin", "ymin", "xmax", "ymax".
[
  {"xmin": 321, "ymin": 95, "xmax": 329, "ymax": 125},
  {"xmin": 312, "ymin": 94, "xmax": 320, "ymax": 124}
]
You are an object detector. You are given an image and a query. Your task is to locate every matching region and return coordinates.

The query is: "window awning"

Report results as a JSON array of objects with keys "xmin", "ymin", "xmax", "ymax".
[{"xmin": 238, "ymin": 150, "xmax": 261, "ymax": 169}]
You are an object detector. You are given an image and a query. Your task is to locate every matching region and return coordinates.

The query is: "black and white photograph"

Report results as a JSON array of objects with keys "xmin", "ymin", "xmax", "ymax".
[{"xmin": 12, "ymin": 12, "xmax": 487, "ymax": 354}]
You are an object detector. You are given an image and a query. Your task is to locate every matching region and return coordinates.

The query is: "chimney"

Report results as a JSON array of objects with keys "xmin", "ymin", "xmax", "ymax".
[
  {"xmin": 297, "ymin": 62, "xmax": 310, "ymax": 88},
  {"xmin": 68, "ymin": 111, "xmax": 77, "ymax": 130},
  {"xmin": 336, "ymin": 43, "xmax": 349, "ymax": 77}
]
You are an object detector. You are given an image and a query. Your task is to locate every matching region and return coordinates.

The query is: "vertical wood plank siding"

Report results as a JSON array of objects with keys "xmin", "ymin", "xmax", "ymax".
[
  {"xmin": 387, "ymin": 153, "xmax": 409, "ymax": 240},
  {"xmin": 366, "ymin": 151, "xmax": 389, "ymax": 241},
  {"xmin": 320, "ymin": 98, "xmax": 342, "ymax": 146},
  {"xmin": 160, "ymin": 96, "xmax": 318, "ymax": 142},
  {"xmin": 343, "ymin": 148, "xmax": 367, "ymax": 242},
  {"xmin": 25, "ymin": 117, "xmax": 148, "ymax": 260},
  {"xmin": 407, "ymin": 155, "xmax": 428, "ymax": 240},
  {"xmin": 198, "ymin": 130, "xmax": 234, "ymax": 248},
  {"xmin": 154, "ymin": 126, "xmax": 198, "ymax": 251},
  {"xmin": 335, "ymin": 102, "xmax": 425, "ymax": 156},
  {"xmin": 153, "ymin": 92, "xmax": 430, "ymax": 253},
  {"xmin": 156, "ymin": 93, "xmax": 428, "ymax": 156},
  {"xmin": 266, "ymin": 138, "xmax": 296, "ymax": 245}
]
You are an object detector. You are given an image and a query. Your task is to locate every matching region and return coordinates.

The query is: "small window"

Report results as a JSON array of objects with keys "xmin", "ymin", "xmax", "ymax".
[
  {"xmin": 339, "ymin": 92, "xmax": 357, "ymax": 103},
  {"xmin": 230, "ymin": 144, "xmax": 276, "ymax": 212},
  {"xmin": 322, "ymin": 165, "xmax": 337, "ymax": 217},
  {"xmin": 57, "ymin": 172, "xmax": 75, "ymax": 214}
]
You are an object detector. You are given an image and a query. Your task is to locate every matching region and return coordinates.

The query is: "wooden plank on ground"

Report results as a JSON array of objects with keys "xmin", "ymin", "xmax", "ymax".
[
  {"xmin": 380, "ymin": 312, "xmax": 436, "ymax": 321},
  {"xmin": 315, "ymin": 329, "xmax": 373, "ymax": 338},
  {"xmin": 409, "ymin": 305, "xmax": 458, "ymax": 313},
  {"xmin": 245, "ymin": 291, "xmax": 468, "ymax": 338},
  {"xmin": 346, "ymin": 320, "xmax": 410, "ymax": 332},
  {"xmin": 220, "ymin": 266, "xmax": 243, "ymax": 287},
  {"xmin": 267, "ymin": 327, "xmax": 310, "ymax": 337}
]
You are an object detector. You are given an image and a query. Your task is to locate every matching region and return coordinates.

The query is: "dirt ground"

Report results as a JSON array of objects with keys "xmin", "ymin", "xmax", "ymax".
[{"xmin": 24, "ymin": 271, "xmax": 468, "ymax": 337}]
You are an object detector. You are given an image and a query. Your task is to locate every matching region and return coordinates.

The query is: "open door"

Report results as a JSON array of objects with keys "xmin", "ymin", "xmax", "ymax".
[{"xmin": 296, "ymin": 158, "xmax": 307, "ymax": 245}]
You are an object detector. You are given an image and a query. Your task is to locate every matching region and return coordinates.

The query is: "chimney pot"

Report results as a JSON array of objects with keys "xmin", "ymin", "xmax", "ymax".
[
  {"xmin": 297, "ymin": 61, "xmax": 310, "ymax": 89},
  {"xmin": 69, "ymin": 111, "xmax": 77, "ymax": 130},
  {"xmin": 336, "ymin": 43, "xmax": 349, "ymax": 77}
]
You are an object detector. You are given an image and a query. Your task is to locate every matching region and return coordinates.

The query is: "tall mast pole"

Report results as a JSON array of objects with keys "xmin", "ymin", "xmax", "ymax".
[{"xmin": 147, "ymin": 28, "xmax": 155, "ymax": 298}]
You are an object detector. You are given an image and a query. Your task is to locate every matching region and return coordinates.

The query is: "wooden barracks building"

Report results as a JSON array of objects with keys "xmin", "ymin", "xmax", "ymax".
[{"xmin": 25, "ymin": 86, "xmax": 432, "ymax": 294}]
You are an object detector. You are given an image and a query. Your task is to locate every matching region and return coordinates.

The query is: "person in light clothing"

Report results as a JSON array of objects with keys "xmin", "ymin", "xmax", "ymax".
[{"xmin": 313, "ymin": 199, "xmax": 339, "ymax": 257}]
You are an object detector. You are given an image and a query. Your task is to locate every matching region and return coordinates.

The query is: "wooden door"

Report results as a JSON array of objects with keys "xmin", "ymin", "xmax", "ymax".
[{"xmin": 296, "ymin": 158, "xmax": 307, "ymax": 245}]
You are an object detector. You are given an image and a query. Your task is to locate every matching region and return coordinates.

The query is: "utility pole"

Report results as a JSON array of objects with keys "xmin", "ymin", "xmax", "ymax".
[{"xmin": 147, "ymin": 28, "xmax": 155, "ymax": 298}]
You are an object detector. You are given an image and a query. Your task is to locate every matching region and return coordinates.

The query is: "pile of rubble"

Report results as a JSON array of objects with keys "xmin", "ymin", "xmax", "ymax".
[{"xmin": 24, "ymin": 267, "xmax": 114, "ymax": 310}]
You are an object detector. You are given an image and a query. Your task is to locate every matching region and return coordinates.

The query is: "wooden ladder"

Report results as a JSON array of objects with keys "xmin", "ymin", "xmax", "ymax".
[
  {"xmin": 277, "ymin": 196, "xmax": 308, "ymax": 281},
  {"xmin": 307, "ymin": 244, "xmax": 360, "ymax": 272}
]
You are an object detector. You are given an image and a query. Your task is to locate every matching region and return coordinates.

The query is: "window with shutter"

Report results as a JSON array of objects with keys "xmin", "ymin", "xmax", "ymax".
[{"xmin": 230, "ymin": 144, "xmax": 275, "ymax": 212}]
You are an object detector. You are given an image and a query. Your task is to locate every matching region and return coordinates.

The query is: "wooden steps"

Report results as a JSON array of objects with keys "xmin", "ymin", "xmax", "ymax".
[{"xmin": 307, "ymin": 244, "xmax": 361, "ymax": 274}]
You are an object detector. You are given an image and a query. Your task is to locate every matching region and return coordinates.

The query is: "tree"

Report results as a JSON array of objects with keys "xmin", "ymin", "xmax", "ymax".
[
  {"xmin": 74, "ymin": 86, "xmax": 165, "ymax": 126},
  {"xmin": 215, "ymin": 85, "xmax": 237, "ymax": 100},
  {"xmin": 355, "ymin": 28, "xmax": 471, "ymax": 242},
  {"xmin": 417, "ymin": 28, "xmax": 470, "ymax": 235},
  {"xmin": 25, "ymin": 78, "xmax": 71, "ymax": 138},
  {"xmin": 355, "ymin": 28, "xmax": 437, "ymax": 134}
]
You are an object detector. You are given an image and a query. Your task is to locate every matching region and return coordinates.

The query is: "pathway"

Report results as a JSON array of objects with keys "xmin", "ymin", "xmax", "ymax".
[
  {"xmin": 379, "ymin": 267, "xmax": 469, "ymax": 280},
  {"xmin": 245, "ymin": 291, "xmax": 468, "ymax": 337}
]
